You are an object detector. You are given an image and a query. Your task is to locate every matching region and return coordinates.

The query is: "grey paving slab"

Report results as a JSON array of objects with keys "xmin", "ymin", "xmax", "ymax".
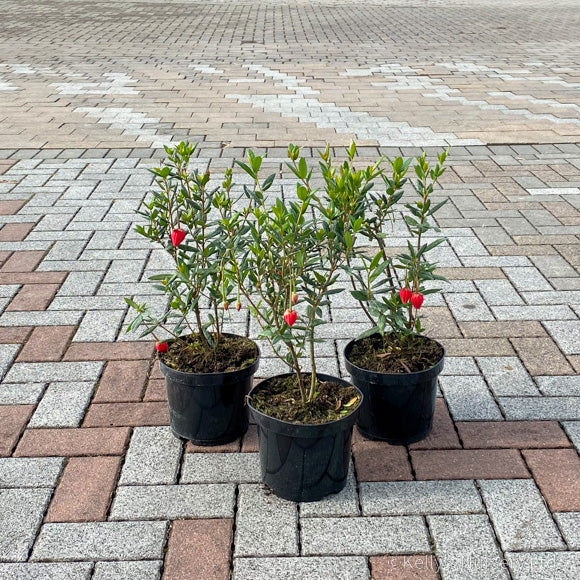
[
  {"xmin": 479, "ymin": 479, "xmax": 565, "ymax": 551},
  {"xmin": 474, "ymin": 279, "xmax": 523, "ymax": 306},
  {"xmin": 0, "ymin": 344, "xmax": 20, "ymax": 381},
  {"xmin": 28, "ymin": 382, "xmax": 95, "ymax": 428},
  {"xmin": 92, "ymin": 560, "xmax": 162, "ymax": 580},
  {"xmin": 31, "ymin": 521, "xmax": 168, "ymax": 562},
  {"xmin": 301, "ymin": 516, "xmax": 430, "ymax": 556},
  {"xmin": 562, "ymin": 422, "xmax": 580, "ymax": 451},
  {"xmin": 445, "ymin": 293, "xmax": 495, "ymax": 322},
  {"xmin": 543, "ymin": 321, "xmax": 580, "ymax": 355},
  {"xmin": 554, "ymin": 513, "xmax": 580, "ymax": 550},
  {"xmin": 181, "ymin": 452, "xmax": 261, "ymax": 484},
  {"xmin": 300, "ymin": 465, "xmax": 359, "ymax": 517},
  {"xmin": 503, "ymin": 267, "xmax": 553, "ymax": 292},
  {"xmin": 0, "ymin": 488, "xmax": 52, "ymax": 562},
  {"xmin": 506, "ymin": 552, "xmax": 580, "ymax": 580},
  {"xmin": 429, "ymin": 514, "xmax": 508, "ymax": 580},
  {"xmin": 119, "ymin": 426, "xmax": 182, "ymax": 486},
  {"xmin": 235, "ymin": 484, "xmax": 298, "ymax": 557},
  {"xmin": 360, "ymin": 480, "xmax": 483, "ymax": 516},
  {"xmin": 110, "ymin": 484, "xmax": 235, "ymax": 520},
  {"xmin": 4, "ymin": 362, "xmax": 104, "ymax": 383},
  {"xmin": 536, "ymin": 376, "xmax": 580, "ymax": 396},
  {"xmin": 0, "ymin": 383, "xmax": 46, "ymax": 405},
  {"xmin": 73, "ymin": 309, "xmax": 126, "ymax": 342},
  {"xmin": 0, "ymin": 562, "xmax": 93, "ymax": 580},
  {"xmin": 439, "ymin": 376, "xmax": 503, "ymax": 421},
  {"xmin": 440, "ymin": 357, "xmax": 479, "ymax": 376},
  {"xmin": 476, "ymin": 357, "xmax": 540, "ymax": 396},
  {"xmin": 492, "ymin": 305, "xmax": 576, "ymax": 321},
  {"xmin": 0, "ymin": 458, "xmax": 64, "ymax": 489},
  {"xmin": 233, "ymin": 557, "xmax": 370, "ymax": 580},
  {"xmin": 499, "ymin": 397, "xmax": 580, "ymax": 420}
]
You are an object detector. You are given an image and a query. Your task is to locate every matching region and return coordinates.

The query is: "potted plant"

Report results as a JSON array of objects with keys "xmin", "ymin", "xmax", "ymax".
[
  {"xmin": 222, "ymin": 144, "xmax": 380, "ymax": 501},
  {"xmin": 125, "ymin": 141, "xmax": 260, "ymax": 446},
  {"xmin": 343, "ymin": 150, "xmax": 448, "ymax": 444}
]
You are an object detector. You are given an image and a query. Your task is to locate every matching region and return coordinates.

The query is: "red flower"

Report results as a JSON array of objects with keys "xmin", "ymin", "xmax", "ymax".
[
  {"xmin": 283, "ymin": 308, "xmax": 297, "ymax": 327},
  {"xmin": 155, "ymin": 341, "xmax": 168, "ymax": 353},
  {"xmin": 170, "ymin": 228, "xmax": 186, "ymax": 247},
  {"xmin": 411, "ymin": 292, "xmax": 424, "ymax": 309},
  {"xmin": 399, "ymin": 287, "xmax": 412, "ymax": 304},
  {"xmin": 291, "ymin": 293, "xmax": 298, "ymax": 305}
]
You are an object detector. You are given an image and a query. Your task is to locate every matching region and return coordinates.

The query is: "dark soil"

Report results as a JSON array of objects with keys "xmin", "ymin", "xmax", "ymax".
[
  {"xmin": 160, "ymin": 333, "xmax": 258, "ymax": 373},
  {"xmin": 250, "ymin": 374, "xmax": 361, "ymax": 424},
  {"xmin": 347, "ymin": 333, "xmax": 443, "ymax": 373}
]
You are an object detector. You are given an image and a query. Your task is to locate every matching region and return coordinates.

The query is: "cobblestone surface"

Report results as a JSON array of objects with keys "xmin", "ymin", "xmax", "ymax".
[{"xmin": 0, "ymin": 0, "xmax": 579, "ymax": 577}]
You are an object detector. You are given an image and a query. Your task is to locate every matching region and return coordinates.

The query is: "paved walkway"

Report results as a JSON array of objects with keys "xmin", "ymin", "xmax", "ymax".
[{"xmin": 0, "ymin": 0, "xmax": 579, "ymax": 578}]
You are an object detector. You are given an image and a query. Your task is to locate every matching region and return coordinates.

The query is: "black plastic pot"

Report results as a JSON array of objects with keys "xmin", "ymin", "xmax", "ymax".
[
  {"xmin": 344, "ymin": 336, "xmax": 445, "ymax": 445},
  {"xmin": 247, "ymin": 373, "xmax": 362, "ymax": 502},
  {"xmin": 159, "ymin": 335, "xmax": 259, "ymax": 446}
]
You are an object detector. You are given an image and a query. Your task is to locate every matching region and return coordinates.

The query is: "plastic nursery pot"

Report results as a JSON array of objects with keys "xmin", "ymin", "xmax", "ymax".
[
  {"xmin": 247, "ymin": 373, "xmax": 362, "ymax": 503},
  {"xmin": 344, "ymin": 336, "xmax": 445, "ymax": 445},
  {"xmin": 159, "ymin": 334, "xmax": 260, "ymax": 446}
]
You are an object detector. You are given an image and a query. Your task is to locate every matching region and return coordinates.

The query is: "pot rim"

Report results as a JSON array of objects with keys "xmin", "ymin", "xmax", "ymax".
[
  {"xmin": 247, "ymin": 372, "xmax": 363, "ymax": 429},
  {"xmin": 344, "ymin": 333, "xmax": 445, "ymax": 379},
  {"xmin": 159, "ymin": 332, "xmax": 260, "ymax": 379}
]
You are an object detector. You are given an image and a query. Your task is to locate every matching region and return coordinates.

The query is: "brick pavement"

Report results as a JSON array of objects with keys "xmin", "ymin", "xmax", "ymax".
[{"xmin": 0, "ymin": 0, "xmax": 579, "ymax": 578}]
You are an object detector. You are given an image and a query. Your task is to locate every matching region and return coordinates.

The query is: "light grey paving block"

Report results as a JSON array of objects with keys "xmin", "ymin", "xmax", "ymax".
[
  {"xmin": 523, "ymin": 290, "xmax": 580, "ymax": 305},
  {"xmin": 530, "ymin": 255, "xmax": 578, "ymax": 278},
  {"xmin": 110, "ymin": 484, "xmax": 235, "ymax": 520},
  {"xmin": 233, "ymin": 556, "xmax": 370, "ymax": 580},
  {"xmin": 506, "ymin": 551, "xmax": 580, "ymax": 580},
  {"xmin": 235, "ymin": 484, "xmax": 298, "ymax": 557},
  {"xmin": 0, "ymin": 457, "xmax": 64, "ymax": 488},
  {"xmin": 31, "ymin": 521, "xmax": 168, "ymax": 562},
  {"xmin": 301, "ymin": 516, "xmax": 429, "ymax": 556},
  {"xmin": 57, "ymin": 271, "xmax": 104, "ymax": 296},
  {"xmin": 28, "ymin": 382, "xmax": 94, "ymax": 428},
  {"xmin": 554, "ymin": 513, "xmax": 580, "ymax": 549},
  {"xmin": 447, "ymin": 236, "xmax": 489, "ymax": 257},
  {"xmin": 92, "ymin": 560, "xmax": 162, "ymax": 580},
  {"xmin": 499, "ymin": 398, "xmax": 580, "ymax": 420},
  {"xmin": 0, "ymin": 562, "xmax": 93, "ymax": 580},
  {"xmin": 429, "ymin": 514, "xmax": 508, "ymax": 579},
  {"xmin": 5, "ymin": 362, "xmax": 103, "ymax": 383},
  {"xmin": 73, "ymin": 309, "xmax": 126, "ymax": 342},
  {"xmin": 537, "ymin": 376, "xmax": 580, "ymax": 396},
  {"xmin": 439, "ymin": 376, "xmax": 503, "ymax": 421},
  {"xmin": 562, "ymin": 422, "xmax": 580, "ymax": 451},
  {"xmin": 543, "ymin": 321, "xmax": 580, "ymax": 355},
  {"xmin": 0, "ymin": 382, "xmax": 45, "ymax": 405},
  {"xmin": 0, "ymin": 344, "xmax": 21, "ymax": 381},
  {"xmin": 49, "ymin": 296, "xmax": 128, "ymax": 311},
  {"xmin": 85, "ymin": 230, "xmax": 126, "ymax": 251},
  {"xmin": 44, "ymin": 240, "xmax": 85, "ymax": 261},
  {"xmin": 503, "ymin": 267, "xmax": 552, "ymax": 292},
  {"xmin": 300, "ymin": 465, "xmax": 359, "ymax": 517},
  {"xmin": 361, "ymin": 480, "xmax": 483, "ymax": 516},
  {"xmin": 479, "ymin": 479, "xmax": 565, "ymax": 551},
  {"xmin": 181, "ymin": 452, "xmax": 260, "ymax": 484},
  {"xmin": 0, "ymin": 311, "xmax": 83, "ymax": 327},
  {"xmin": 0, "ymin": 488, "xmax": 52, "ymax": 562},
  {"xmin": 120, "ymin": 427, "xmax": 182, "ymax": 485},
  {"xmin": 441, "ymin": 357, "xmax": 479, "ymax": 376},
  {"xmin": 104, "ymin": 259, "xmax": 145, "ymax": 283},
  {"xmin": 446, "ymin": 293, "xmax": 494, "ymax": 322},
  {"xmin": 476, "ymin": 357, "xmax": 540, "ymax": 396},
  {"xmin": 474, "ymin": 279, "xmax": 524, "ymax": 306},
  {"xmin": 492, "ymin": 305, "xmax": 576, "ymax": 321}
]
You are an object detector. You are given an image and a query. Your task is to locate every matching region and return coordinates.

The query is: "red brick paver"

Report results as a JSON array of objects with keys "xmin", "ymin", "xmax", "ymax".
[
  {"xmin": 409, "ymin": 400, "xmax": 461, "ymax": 450},
  {"xmin": 16, "ymin": 326, "xmax": 75, "ymax": 362},
  {"xmin": 143, "ymin": 378, "xmax": 167, "ymax": 401},
  {"xmin": 163, "ymin": 519, "xmax": 233, "ymax": 580},
  {"xmin": 0, "ymin": 250, "xmax": 46, "ymax": 273},
  {"xmin": 0, "ymin": 223, "xmax": 35, "ymax": 242},
  {"xmin": 371, "ymin": 555, "xmax": 440, "ymax": 580},
  {"xmin": 64, "ymin": 342, "xmax": 154, "ymax": 361},
  {"xmin": 0, "ymin": 200, "xmax": 27, "ymax": 215},
  {"xmin": 83, "ymin": 402, "xmax": 169, "ymax": 427},
  {"xmin": 0, "ymin": 326, "xmax": 32, "ymax": 343},
  {"xmin": 93, "ymin": 360, "xmax": 150, "ymax": 402},
  {"xmin": 45, "ymin": 456, "xmax": 121, "ymax": 522},
  {"xmin": 6, "ymin": 283, "xmax": 60, "ymax": 311},
  {"xmin": 0, "ymin": 405, "xmax": 34, "ymax": 456}
]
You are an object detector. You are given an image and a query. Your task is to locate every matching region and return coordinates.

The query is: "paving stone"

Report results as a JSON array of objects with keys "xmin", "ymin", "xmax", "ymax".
[
  {"xmin": 370, "ymin": 555, "xmax": 438, "ymax": 580},
  {"xmin": 522, "ymin": 449, "xmax": 580, "ymax": 512},
  {"xmin": 31, "ymin": 521, "xmax": 168, "ymax": 561},
  {"xmin": 441, "ymin": 338, "xmax": 514, "ymax": 357},
  {"xmin": 0, "ymin": 405, "xmax": 34, "ymax": 456},
  {"xmin": 512, "ymin": 338, "xmax": 575, "ymax": 376},
  {"xmin": 120, "ymin": 426, "xmax": 182, "ymax": 485},
  {"xmin": 83, "ymin": 401, "xmax": 169, "ymax": 427},
  {"xmin": 479, "ymin": 479, "xmax": 565, "ymax": 551},
  {"xmin": 181, "ymin": 452, "xmax": 260, "ymax": 484},
  {"xmin": 16, "ymin": 326, "xmax": 76, "ymax": 362},
  {"xmin": 73, "ymin": 309, "xmax": 126, "ymax": 342},
  {"xmin": 110, "ymin": 484, "xmax": 235, "ymax": 520},
  {"xmin": 474, "ymin": 279, "xmax": 523, "ymax": 306},
  {"xmin": 235, "ymin": 484, "xmax": 298, "ymax": 557},
  {"xmin": 63, "ymin": 341, "xmax": 153, "ymax": 361},
  {"xmin": 4, "ymin": 361, "xmax": 103, "ymax": 383},
  {"xmin": 457, "ymin": 421, "xmax": 570, "ymax": 449},
  {"xmin": 300, "ymin": 465, "xmax": 359, "ymax": 517},
  {"xmin": 429, "ymin": 515, "xmax": 508, "ymax": 579},
  {"xmin": 503, "ymin": 266, "xmax": 552, "ymax": 292},
  {"xmin": 492, "ymin": 305, "xmax": 576, "ymax": 321},
  {"xmin": 0, "ymin": 343, "xmax": 20, "ymax": 380},
  {"xmin": 562, "ymin": 421, "xmax": 580, "ymax": 451},
  {"xmin": 233, "ymin": 557, "xmax": 370, "ymax": 580},
  {"xmin": 94, "ymin": 359, "xmax": 150, "ymax": 402},
  {"xmin": 29, "ymin": 382, "xmax": 94, "ymax": 428},
  {"xmin": 360, "ymin": 480, "xmax": 483, "ymax": 516},
  {"xmin": 0, "ymin": 562, "xmax": 93, "ymax": 580},
  {"xmin": 0, "ymin": 382, "xmax": 45, "ymax": 405},
  {"xmin": 439, "ymin": 376, "xmax": 503, "ymax": 421},
  {"xmin": 0, "ymin": 310, "xmax": 83, "ymax": 327},
  {"xmin": 301, "ymin": 516, "xmax": 430, "ymax": 556},
  {"xmin": 536, "ymin": 376, "xmax": 580, "ymax": 396},
  {"xmin": 409, "ymin": 399, "xmax": 461, "ymax": 450},
  {"xmin": 445, "ymin": 293, "xmax": 494, "ymax": 322},
  {"xmin": 46, "ymin": 456, "xmax": 121, "ymax": 522},
  {"xmin": 499, "ymin": 397, "xmax": 580, "ymax": 420},
  {"xmin": 476, "ymin": 356, "xmax": 540, "ymax": 396},
  {"xmin": 440, "ymin": 357, "xmax": 479, "ymax": 376},
  {"xmin": 92, "ymin": 561, "xmax": 162, "ymax": 580},
  {"xmin": 0, "ymin": 488, "xmax": 52, "ymax": 562},
  {"xmin": 0, "ymin": 457, "xmax": 64, "ymax": 488},
  {"xmin": 14, "ymin": 427, "xmax": 130, "ymax": 457},
  {"xmin": 506, "ymin": 552, "xmax": 580, "ymax": 580},
  {"xmin": 411, "ymin": 449, "xmax": 529, "ymax": 480},
  {"xmin": 164, "ymin": 519, "xmax": 232, "ymax": 580},
  {"xmin": 543, "ymin": 321, "xmax": 580, "ymax": 355}
]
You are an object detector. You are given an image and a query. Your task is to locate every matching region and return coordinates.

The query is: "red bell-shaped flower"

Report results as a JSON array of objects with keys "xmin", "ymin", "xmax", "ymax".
[
  {"xmin": 399, "ymin": 287, "xmax": 412, "ymax": 304},
  {"xmin": 170, "ymin": 228, "xmax": 186, "ymax": 247},
  {"xmin": 411, "ymin": 292, "xmax": 424, "ymax": 309},
  {"xmin": 155, "ymin": 341, "xmax": 168, "ymax": 353},
  {"xmin": 283, "ymin": 308, "xmax": 297, "ymax": 327}
]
